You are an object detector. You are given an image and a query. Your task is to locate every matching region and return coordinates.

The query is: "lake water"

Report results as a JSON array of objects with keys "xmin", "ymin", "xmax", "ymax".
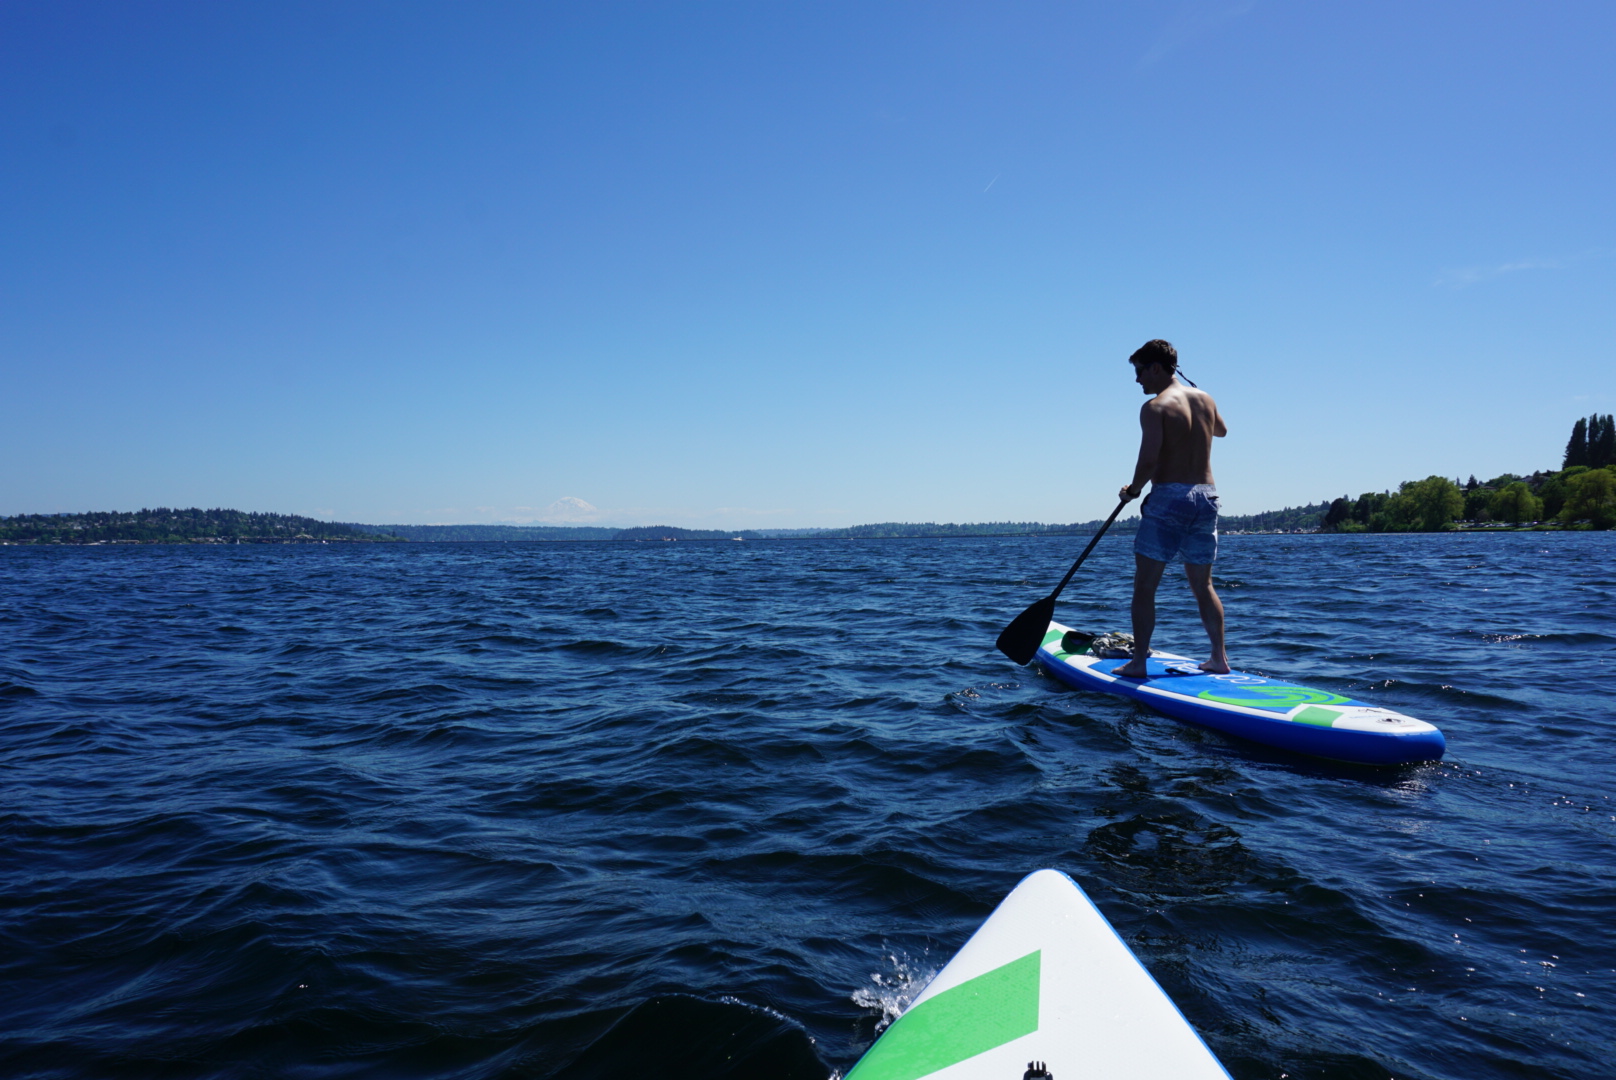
[{"xmin": 1, "ymin": 534, "xmax": 1611, "ymax": 1079}]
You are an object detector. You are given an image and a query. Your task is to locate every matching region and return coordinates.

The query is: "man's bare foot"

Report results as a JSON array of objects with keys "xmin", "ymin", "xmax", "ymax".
[
  {"xmin": 1112, "ymin": 660, "xmax": 1150, "ymax": 679},
  {"xmin": 1199, "ymin": 657, "xmax": 1231, "ymax": 674}
]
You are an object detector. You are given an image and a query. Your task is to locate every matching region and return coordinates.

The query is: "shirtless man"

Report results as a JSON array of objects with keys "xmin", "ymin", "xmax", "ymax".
[{"xmin": 1112, "ymin": 340, "xmax": 1230, "ymax": 678}]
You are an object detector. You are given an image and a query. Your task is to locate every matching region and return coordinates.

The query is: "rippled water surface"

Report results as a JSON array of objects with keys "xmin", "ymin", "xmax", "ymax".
[{"xmin": 2, "ymin": 534, "xmax": 1612, "ymax": 1079}]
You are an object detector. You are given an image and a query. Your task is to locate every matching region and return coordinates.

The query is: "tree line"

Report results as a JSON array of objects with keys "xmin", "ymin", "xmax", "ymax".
[
  {"xmin": 12, "ymin": 415, "xmax": 1613, "ymax": 546},
  {"xmin": 1216, "ymin": 502, "xmax": 1333, "ymax": 533},
  {"xmin": 1317, "ymin": 414, "xmax": 1616, "ymax": 533},
  {"xmin": 0, "ymin": 508, "xmax": 399, "ymax": 544},
  {"xmin": 368, "ymin": 523, "xmax": 619, "ymax": 542},
  {"xmin": 614, "ymin": 521, "xmax": 1136, "ymax": 540},
  {"xmin": 786, "ymin": 520, "xmax": 1128, "ymax": 540}
]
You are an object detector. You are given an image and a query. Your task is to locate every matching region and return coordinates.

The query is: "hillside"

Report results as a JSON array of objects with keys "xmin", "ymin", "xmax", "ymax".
[{"xmin": 0, "ymin": 508, "xmax": 396, "ymax": 544}]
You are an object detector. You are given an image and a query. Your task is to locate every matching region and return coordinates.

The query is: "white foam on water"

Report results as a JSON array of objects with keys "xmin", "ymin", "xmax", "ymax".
[{"xmin": 849, "ymin": 949, "xmax": 938, "ymax": 1033}]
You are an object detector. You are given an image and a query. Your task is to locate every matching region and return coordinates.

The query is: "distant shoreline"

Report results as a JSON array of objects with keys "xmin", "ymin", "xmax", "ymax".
[
  {"xmin": 0, "ymin": 502, "xmax": 1338, "ymax": 544},
  {"xmin": 3, "ymin": 496, "xmax": 1600, "ymax": 546},
  {"xmin": 2, "ymin": 524, "xmax": 1589, "ymax": 547}
]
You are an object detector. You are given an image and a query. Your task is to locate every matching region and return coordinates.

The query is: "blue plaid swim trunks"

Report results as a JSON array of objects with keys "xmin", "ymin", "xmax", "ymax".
[{"xmin": 1134, "ymin": 483, "xmax": 1220, "ymax": 565}]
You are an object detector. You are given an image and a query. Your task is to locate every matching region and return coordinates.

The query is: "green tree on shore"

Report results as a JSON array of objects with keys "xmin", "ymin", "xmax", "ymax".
[
  {"xmin": 1559, "ymin": 467, "xmax": 1616, "ymax": 528},
  {"xmin": 1490, "ymin": 482, "xmax": 1541, "ymax": 524},
  {"xmin": 1372, "ymin": 476, "xmax": 1464, "ymax": 532},
  {"xmin": 1352, "ymin": 491, "xmax": 1387, "ymax": 527},
  {"xmin": 1537, "ymin": 467, "xmax": 1586, "ymax": 518},
  {"xmin": 1314, "ymin": 415, "xmax": 1616, "ymax": 531}
]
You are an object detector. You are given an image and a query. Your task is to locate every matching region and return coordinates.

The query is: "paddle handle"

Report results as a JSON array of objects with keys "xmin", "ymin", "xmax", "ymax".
[{"xmin": 1047, "ymin": 497, "xmax": 1130, "ymax": 601}]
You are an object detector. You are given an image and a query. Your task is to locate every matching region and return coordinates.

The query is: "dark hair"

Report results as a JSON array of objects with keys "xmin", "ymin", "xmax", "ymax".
[{"xmin": 1129, "ymin": 339, "xmax": 1177, "ymax": 373}]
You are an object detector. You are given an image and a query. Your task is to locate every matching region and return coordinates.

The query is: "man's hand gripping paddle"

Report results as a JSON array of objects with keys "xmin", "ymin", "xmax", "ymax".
[{"xmin": 995, "ymin": 497, "xmax": 1130, "ymax": 665}]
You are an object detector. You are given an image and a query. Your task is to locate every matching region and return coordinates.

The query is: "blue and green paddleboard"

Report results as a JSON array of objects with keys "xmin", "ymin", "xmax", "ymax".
[
  {"xmin": 1034, "ymin": 622, "xmax": 1445, "ymax": 765},
  {"xmin": 846, "ymin": 869, "xmax": 1230, "ymax": 1080}
]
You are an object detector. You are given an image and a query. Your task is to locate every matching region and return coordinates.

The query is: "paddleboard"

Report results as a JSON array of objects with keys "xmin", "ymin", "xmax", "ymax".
[
  {"xmin": 845, "ymin": 869, "xmax": 1229, "ymax": 1080},
  {"xmin": 1034, "ymin": 622, "xmax": 1445, "ymax": 765}
]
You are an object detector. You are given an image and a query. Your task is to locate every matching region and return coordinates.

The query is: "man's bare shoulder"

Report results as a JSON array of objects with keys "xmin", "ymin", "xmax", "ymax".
[
  {"xmin": 1145, "ymin": 384, "xmax": 1192, "ymax": 413},
  {"xmin": 1185, "ymin": 386, "xmax": 1227, "ymax": 434}
]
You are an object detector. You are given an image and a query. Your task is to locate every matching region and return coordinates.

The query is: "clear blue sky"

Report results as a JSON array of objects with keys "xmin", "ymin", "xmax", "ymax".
[{"xmin": 4, "ymin": 1, "xmax": 1612, "ymax": 527}]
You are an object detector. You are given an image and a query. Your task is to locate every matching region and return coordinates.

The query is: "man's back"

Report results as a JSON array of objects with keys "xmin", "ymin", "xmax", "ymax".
[
  {"xmin": 1117, "ymin": 338, "xmax": 1232, "ymax": 677},
  {"xmin": 1146, "ymin": 384, "xmax": 1225, "ymax": 487}
]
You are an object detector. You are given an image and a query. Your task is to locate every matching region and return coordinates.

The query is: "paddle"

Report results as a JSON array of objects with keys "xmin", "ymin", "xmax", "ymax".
[{"xmin": 995, "ymin": 497, "xmax": 1130, "ymax": 665}]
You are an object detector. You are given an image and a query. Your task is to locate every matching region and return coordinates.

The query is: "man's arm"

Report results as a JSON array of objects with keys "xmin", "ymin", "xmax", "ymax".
[{"xmin": 1119, "ymin": 402, "xmax": 1163, "ymax": 502}]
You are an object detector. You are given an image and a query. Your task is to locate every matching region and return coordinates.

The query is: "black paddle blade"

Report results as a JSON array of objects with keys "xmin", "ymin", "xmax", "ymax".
[
  {"xmin": 995, "ymin": 497, "xmax": 1130, "ymax": 665},
  {"xmin": 996, "ymin": 594, "xmax": 1056, "ymax": 666}
]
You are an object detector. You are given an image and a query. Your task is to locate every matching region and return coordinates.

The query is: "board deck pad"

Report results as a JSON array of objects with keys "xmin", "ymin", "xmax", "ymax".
[
  {"xmin": 1032, "ymin": 622, "xmax": 1445, "ymax": 765},
  {"xmin": 846, "ymin": 870, "xmax": 1229, "ymax": 1080}
]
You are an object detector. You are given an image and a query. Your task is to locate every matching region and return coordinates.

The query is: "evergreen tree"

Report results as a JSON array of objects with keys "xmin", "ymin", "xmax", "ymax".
[
  {"xmin": 1565, "ymin": 417, "xmax": 1589, "ymax": 468},
  {"xmin": 1594, "ymin": 414, "xmax": 1616, "ymax": 469},
  {"xmin": 1323, "ymin": 497, "xmax": 1351, "ymax": 529}
]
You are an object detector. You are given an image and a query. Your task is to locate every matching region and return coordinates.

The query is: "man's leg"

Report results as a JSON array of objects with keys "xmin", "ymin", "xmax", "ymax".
[
  {"xmin": 1114, "ymin": 553, "xmax": 1167, "ymax": 678},
  {"xmin": 1184, "ymin": 562, "xmax": 1229, "ymax": 673}
]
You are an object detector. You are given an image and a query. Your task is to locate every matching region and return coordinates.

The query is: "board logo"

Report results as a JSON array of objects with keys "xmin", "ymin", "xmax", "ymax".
[{"xmin": 1195, "ymin": 684, "xmax": 1349, "ymax": 710}]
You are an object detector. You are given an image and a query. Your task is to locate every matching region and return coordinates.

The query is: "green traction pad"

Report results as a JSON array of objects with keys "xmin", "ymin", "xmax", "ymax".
[
  {"xmin": 846, "ymin": 950, "xmax": 1041, "ymax": 1080},
  {"xmin": 1290, "ymin": 705, "xmax": 1341, "ymax": 727}
]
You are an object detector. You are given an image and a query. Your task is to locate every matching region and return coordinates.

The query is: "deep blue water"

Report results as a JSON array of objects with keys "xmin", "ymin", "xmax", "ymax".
[{"xmin": 1, "ymin": 534, "xmax": 1612, "ymax": 1080}]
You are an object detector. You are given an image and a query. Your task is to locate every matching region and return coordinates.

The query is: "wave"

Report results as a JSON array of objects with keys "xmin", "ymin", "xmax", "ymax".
[
  {"xmin": 549, "ymin": 995, "xmax": 826, "ymax": 1079},
  {"xmin": 1, "ymin": 535, "xmax": 1613, "ymax": 1079}
]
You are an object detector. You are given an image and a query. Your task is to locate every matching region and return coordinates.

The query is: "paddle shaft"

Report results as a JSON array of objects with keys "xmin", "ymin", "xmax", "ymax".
[
  {"xmin": 1045, "ymin": 497, "xmax": 1130, "ymax": 602},
  {"xmin": 993, "ymin": 496, "xmax": 1132, "ymax": 664}
]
